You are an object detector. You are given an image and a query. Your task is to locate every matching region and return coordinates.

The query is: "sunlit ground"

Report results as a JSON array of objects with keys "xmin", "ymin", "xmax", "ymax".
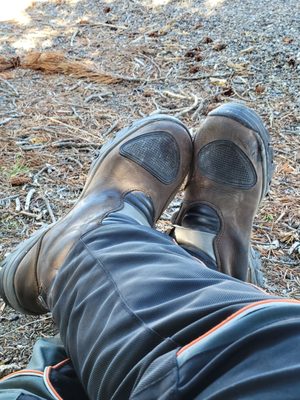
[
  {"xmin": 0, "ymin": 0, "xmax": 34, "ymax": 23},
  {"xmin": 0, "ymin": 0, "xmax": 226, "ymax": 50},
  {"xmin": 0, "ymin": 0, "xmax": 79, "ymax": 24},
  {"xmin": 205, "ymin": 0, "xmax": 225, "ymax": 8},
  {"xmin": 129, "ymin": 0, "xmax": 225, "ymax": 14},
  {"xmin": 0, "ymin": 0, "xmax": 80, "ymax": 50},
  {"xmin": 0, "ymin": 0, "xmax": 226, "ymax": 24},
  {"xmin": 204, "ymin": 0, "xmax": 225, "ymax": 15}
]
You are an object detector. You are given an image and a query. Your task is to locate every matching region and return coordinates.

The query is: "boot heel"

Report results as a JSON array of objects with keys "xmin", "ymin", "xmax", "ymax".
[{"xmin": 0, "ymin": 225, "xmax": 50, "ymax": 314}]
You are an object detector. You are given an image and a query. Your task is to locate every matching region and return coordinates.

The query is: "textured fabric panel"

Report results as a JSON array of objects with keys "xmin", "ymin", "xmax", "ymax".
[
  {"xmin": 119, "ymin": 132, "xmax": 180, "ymax": 184},
  {"xmin": 178, "ymin": 316, "xmax": 300, "ymax": 400},
  {"xmin": 131, "ymin": 351, "xmax": 176, "ymax": 396},
  {"xmin": 198, "ymin": 140, "xmax": 257, "ymax": 188},
  {"xmin": 49, "ymin": 217, "xmax": 274, "ymax": 399},
  {"xmin": 177, "ymin": 301, "xmax": 300, "ymax": 366}
]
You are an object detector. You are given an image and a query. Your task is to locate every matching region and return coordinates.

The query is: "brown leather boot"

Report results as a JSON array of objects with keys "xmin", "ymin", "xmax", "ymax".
[
  {"xmin": 0, "ymin": 115, "xmax": 192, "ymax": 315},
  {"xmin": 171, "ymin": 103, "xmax": 274, "ymax": 284}
]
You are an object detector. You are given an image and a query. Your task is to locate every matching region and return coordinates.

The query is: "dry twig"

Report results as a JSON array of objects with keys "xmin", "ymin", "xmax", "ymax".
[
  {"xmin": 24, "ymin": 189, "xmax": 36, "ymax": 212},
  {"xmin": 42, "ymin": 196, "xmax": 56, "ymax": 223}
]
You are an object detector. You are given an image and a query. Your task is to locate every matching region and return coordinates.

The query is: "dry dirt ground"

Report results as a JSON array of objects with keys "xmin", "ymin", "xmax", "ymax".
[{"xmin": 0, "ymin": 0, "xmax": 299, "ymax": 377}]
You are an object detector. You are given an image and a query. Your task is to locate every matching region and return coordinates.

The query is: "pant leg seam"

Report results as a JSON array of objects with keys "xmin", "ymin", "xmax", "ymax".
[
  {"xmin": 80, "ymin": 237, "xmax": 179, "ymax": 346},
  {"xmin": 130, "ymin": 368, "xmax": 178, "ymax": 399}
]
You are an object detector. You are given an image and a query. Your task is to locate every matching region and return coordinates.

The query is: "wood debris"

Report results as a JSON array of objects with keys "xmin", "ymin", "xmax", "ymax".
[{"xmin": 0, "ymin": 52, "xmax": 121, "ymax": 84}]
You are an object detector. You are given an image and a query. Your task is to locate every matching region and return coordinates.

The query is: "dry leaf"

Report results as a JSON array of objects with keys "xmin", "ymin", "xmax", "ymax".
[
  {"xmin": 278, "ymin": 162, "xmax": 295, "ymax": 174},
  {"xmin": 78, "ymin": 19, "xmax": 89, "ymax": 25},
  {"xmin": 222, "ymin": 87, "xmax": 234, "ymax": 96},
  {"xmin": 184, "ymin": 47, "xmax": 201, "ymax": 58},
  {"xmin": 185, "ymin": 50, "xmax": 196, "ymax": 57},
  {"xmin": 212, "ymin": 43, "xmax": 226, "ymax": 51},
  {"xmin": 227, "ymin": 61, "xmax": 248, "ymax": 72},
  {"xmin": 280, "ymin": 232, "xmax": 299, "ymax": 244},
  {"xmin": 210, "ymin": 77, "xmax": 228, "ymax": 87},
  {"xmin": 148, "ymin": 30, "xmax": 167, "ymax": 37},
  {"xmin": 29, "ymin": 137, "xmax": 48, "ymax": 144},
  {"xmin": 202, "ymin": 36, "xmax": 213, "ymax": 44},
  {"xmin": 148, "ymin": 30, "xmax": 159, "ymax": 37},
  {"xmin": 287, "ymin": 57, "xmax": 296, "ymax": 67},
  {"xmin": 189, "ymin": 65, "xmax": 201, "ymax": 74},
  {"xmin": 148, "ymin": 23, "xmax": 172, "ymax": 38},
  {"xmin": 10, "ymin": 176, "xmax": 31, "ymax": 186},
  {"xmin": 195, "ymin": 54, "xmax": 203, "ymax": 61},
  {"xmin": 255, "ymin": 84, "xmax": 265, "ymax": 94},
  {"xmin": 143, "ymin": 90, "xmax": 154, "ymax": 98}
]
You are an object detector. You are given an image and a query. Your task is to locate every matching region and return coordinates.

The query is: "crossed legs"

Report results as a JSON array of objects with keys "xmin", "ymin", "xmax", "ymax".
[{"xmin": 1, "ymin": 104, "xmax": 300, "ymax": 399}]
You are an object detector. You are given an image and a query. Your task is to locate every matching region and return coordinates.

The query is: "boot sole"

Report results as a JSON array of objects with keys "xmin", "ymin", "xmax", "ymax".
[
  {"xmin": 80, "ymin": 114, "xmax": 191, "ymax": 200},
  {"xmin": 0, "ymin": 114, "xmax": 191, "ymax": 313},
  {"xmin": 208, "ymin": 103, "xmax": 274, "ymax": 285},
  {"xmin": 209, "ymin": 102, "xmax": 274, "ymax": 202}
]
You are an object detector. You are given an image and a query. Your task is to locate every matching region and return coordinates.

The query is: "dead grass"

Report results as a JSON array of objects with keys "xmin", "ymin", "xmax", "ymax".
[{"xmin": 1, "ymin": 51, "xmax": 122, "ymax": 83}]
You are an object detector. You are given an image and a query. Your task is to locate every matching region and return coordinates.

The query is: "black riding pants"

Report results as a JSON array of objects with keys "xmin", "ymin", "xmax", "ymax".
[{"xmin": 46, "ymin": 216, "xmax": 300, "ymax": 399}]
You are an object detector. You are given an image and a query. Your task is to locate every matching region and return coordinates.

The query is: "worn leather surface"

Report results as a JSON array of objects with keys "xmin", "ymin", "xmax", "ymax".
[{"xmin": 174, "ymin": 115, "xmax": 265, "ymax": 281}]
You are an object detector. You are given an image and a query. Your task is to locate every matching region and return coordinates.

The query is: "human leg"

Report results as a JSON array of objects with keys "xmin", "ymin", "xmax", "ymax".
[
  {"xmin": 0, "ymin": 114, "xmax": 193, "ymax": 399},
  {"xmin": 0, "ymin": 337, "xmax": 88, "ymax": 400},
  {"xmin": 2, "ymin": 219, "xmax": 298, "ymax": 400},
  {"xmin": 0, "ymin": 115, "xmax": 192, "ymax": 315},
  {"xmin": 171, "ymin": 103, "xmax": 274, "ymax": 285},
  {"xmin": 49, "ymin": 214, "xmax": 294, "ymax": 399},
  {"xmin": 1, "ymin": 110, "xmax": 299, "ymax": 400}
]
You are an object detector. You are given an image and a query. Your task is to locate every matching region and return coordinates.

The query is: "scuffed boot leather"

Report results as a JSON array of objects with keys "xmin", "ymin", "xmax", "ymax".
[
  {"xmin": 0, "ymin": 115, "xmax": 192, "ymax": 314},
  {"xmin": 171, "ymin": 103, "xmax": 274, "ymax": 284}
]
